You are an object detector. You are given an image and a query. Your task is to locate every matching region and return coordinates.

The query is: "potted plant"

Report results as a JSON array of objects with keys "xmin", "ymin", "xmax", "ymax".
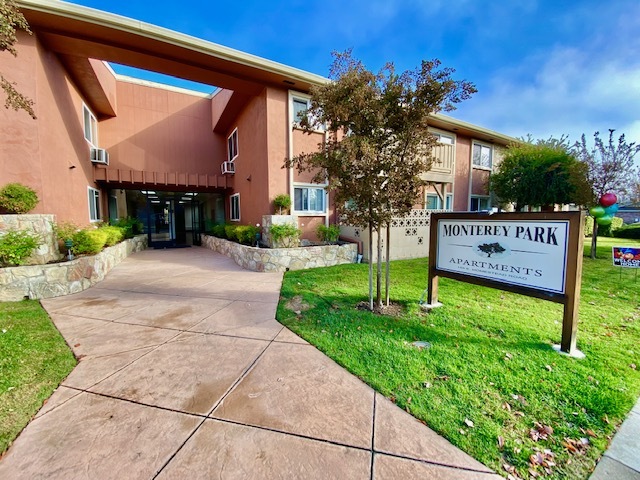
[{"xmin": 273, "ymin": 194, "xmax": 291, "ymax": 215}]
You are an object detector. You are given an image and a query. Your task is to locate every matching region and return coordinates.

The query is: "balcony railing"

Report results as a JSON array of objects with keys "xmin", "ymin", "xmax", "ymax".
[{"xmin": 420, "ymin": 143, "xmax": 455, "ymax": 183}]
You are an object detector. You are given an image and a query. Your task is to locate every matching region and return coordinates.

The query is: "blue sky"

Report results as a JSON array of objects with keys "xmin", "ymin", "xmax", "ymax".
[{"xmin": 68, "ymin": 0, "xmax": 640, "ymax": 146}]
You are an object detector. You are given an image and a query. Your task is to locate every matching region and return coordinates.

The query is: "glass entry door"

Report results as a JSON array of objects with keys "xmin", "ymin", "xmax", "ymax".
[{"xmin": 149, "ymin": 196, "xmax": 175, "ymax": 247}]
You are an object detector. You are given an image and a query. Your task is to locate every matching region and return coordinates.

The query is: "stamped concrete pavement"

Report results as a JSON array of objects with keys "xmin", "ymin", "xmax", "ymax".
[{"xmin": 0, "ymin": 247, "xmax": 500, "ymax": 479}]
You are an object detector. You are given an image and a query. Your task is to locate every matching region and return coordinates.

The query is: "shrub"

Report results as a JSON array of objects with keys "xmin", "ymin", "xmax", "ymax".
[
  {"xmin": 0, "ymin": 183, "xmax": 39, "ymax": 214},
  {"xmin": 224, "ymin": 224, "xmax": 239, "ymax": 242},
  {"xmin": 317, "ymin": 224, "xmax": 341, "ymax": 244},
  {"xmin": 273, "ymin": 194, "xmax": 292, "ymax": 214},
  {"xmin": 53, "ymin": 222, "xmax": 79, "ymax": 242},
  {"xmin": 234, "ymin": 225, "xmax": 260, "ymax": 245},
  {"xmin": 0, "ymin": 229, "xmax": 41, "ymax": 266},
  {"xmin": 270, "ymin": 223, "xmax": 301, "ymax": 248},
  {"xmin": 98, "ymin": 225, "xmax": 125, "ymax": 246},
  {"xmin": 72, "ymin": 229, "xmax": 108, "ymax": 255},
  {"xmin": 615, "ymin": 224, "xmax": 640, "ymax": 239},
  {"xmin": 112, "ymin": 217, "xmax": 143, "ymax": 239},
  {"xmin": 211, "ymin": 224, "xmax": 227, "ymax": 238}
]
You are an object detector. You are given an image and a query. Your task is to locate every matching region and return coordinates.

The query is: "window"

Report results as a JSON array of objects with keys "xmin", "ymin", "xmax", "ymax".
[
  {"xmin": 470, "ymin": 196, "xmax": 491, "ymax": 212},
  {"xmin": 472, "ymin": 142, "xmax": 493, "ymax": 169},
  {"xmin": 230, "ymin": 193, "xmax": 240, "ymax": 221},
  {"xmin": 292, "ymin": 97, "xmax": 309, "ymax": 123},
  {"xmin": 83, "ymin": 104, "xmax": 98, "ymax": 146},
  {"xmin": 294, "ymin": 186, "xmax": 326, "ymax": 213},
  {"xmin": 227, "ymin": 129, "xmax": 238, "ymax": 162},
  {"xmin": 88, "ymin": 187, "xmax": 100, "ymax": 222},
  {"xmin": 426, "ymin": 193, "xmax": 454, "ymax": 210},
  {"xmin": 434, "ymin": 132, "xmax": 454, "ymax": 145}
]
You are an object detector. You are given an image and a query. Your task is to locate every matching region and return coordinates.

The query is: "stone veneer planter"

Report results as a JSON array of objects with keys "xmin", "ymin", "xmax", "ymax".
[
  {"xmin": 0, "ymin": 235, "xmax": 147, "ymax": 302},
  {"xmin": 201, "ymin": 234, "xmax": 358, "ymax": 272},
  {"xmin": 0, "ymin": 214, "xmax": 62, "ymax": 265}
]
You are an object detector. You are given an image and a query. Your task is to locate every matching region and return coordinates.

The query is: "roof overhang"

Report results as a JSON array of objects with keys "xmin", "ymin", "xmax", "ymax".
[
  {"xmin": 429, "ymin": 113, "xmax": 518, "ymax": 146},
  {"xmin": 17, "ymin": 0, "xmax": 329, "ymax": 97}
]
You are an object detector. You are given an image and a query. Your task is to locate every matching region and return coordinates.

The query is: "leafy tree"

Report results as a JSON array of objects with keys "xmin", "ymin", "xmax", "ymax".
[
  {"xmin": 0, "ymin": 0, "xmax": 36, "ymax": 118},
  {"xmin": 573, "ymin": 130, "xmax": 640, "ymax": 257},
  {"xmin": 490, "ymin": 137, "xmax": 591, "ymax": 211},
  {"xmin": 287, "ymin": 50, "xmax": 476, "ymax": 311}
]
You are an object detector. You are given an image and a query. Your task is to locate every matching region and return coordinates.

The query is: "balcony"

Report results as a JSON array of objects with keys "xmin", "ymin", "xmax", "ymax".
[{"xmin": 420, "ymin": 142, "xmax": 454, "ymax": 184}]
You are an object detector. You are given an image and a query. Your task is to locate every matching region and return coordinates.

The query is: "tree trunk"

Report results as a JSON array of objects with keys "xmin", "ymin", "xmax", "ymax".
[
  {"xmin": 590, "ymin": 221, "xmax": 598, "ymax": 259},
  {"xmin": 376, "ymin": 225, "xmax": 382, "ymax": 309},
  {"xmin": 368, "ymin": 223, "xmax": 374, "ymax": 311},
  {"xmin": 385, "ymin": 224, "xmax": 390, "ymax": 306}
]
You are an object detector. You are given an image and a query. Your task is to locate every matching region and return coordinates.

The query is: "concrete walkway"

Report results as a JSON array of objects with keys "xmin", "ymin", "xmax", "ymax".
[
  {"xmin": 590, "ymin": 399, "xmax": 640, "ymax": 480},
  {"xmin": 0, "ymin": 247, "xmax": 499, "ymax": 479}
]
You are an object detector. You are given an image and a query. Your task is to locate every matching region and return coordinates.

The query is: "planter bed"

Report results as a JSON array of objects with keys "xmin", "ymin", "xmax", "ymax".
[
  {"xmin": 201, "ymin": 234, "xmax": 358, "ymax": 272},
  {"xmin": 0, "ymin": 235, "xmax": 147, "ymax": 301}
]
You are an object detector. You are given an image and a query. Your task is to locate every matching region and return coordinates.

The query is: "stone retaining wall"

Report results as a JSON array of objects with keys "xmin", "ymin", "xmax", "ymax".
[
  {"xmin": 0, "ymin": 214, "xmax": 62, "ymax": 265},
  {"xmin": 0, "ymin": 235, "xmax": 147, "ymax": 301},
  {"xmin": 201, "ymin": 235, "xmax": 358, "ymax": 272}
]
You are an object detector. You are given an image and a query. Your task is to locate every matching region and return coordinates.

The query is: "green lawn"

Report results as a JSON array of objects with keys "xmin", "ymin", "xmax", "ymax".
[
  {"xmin": 277, "ymin": 236, "xmax": 640, "ymax": 479},
  {"xmin": 0, "ymin": 300, "xmax": 76, "ymax": 455}
]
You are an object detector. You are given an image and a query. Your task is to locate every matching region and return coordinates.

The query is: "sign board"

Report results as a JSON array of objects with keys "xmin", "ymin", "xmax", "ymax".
[
  {"xmin": 612, "ymin": 247, "xmax": 640, "ymax": 268},
  {"xmin": 436, "ymin": 219, "xmax": 570, "ymax": 294},
  {"xmin": 427, "ymin": 212, "xmax": 585, "ymax": 355}
]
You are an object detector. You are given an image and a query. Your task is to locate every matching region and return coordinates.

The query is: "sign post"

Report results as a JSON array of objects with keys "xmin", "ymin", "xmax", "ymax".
[{"xmin": 427, "ymin": 211, "xmax": 585, "ymax": 356}]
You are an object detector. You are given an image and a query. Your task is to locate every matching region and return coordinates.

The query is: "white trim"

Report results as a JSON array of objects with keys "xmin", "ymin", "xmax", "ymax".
[
  {"xmin": 230, "ymin": 193, "xmax": 240, "ymax": 221},
  {"xmin": 114, "ymin": 74, "xmax": 212, "ymax": 97},
  {"xmin": 289, "ymin": 91, "xmax": 324, "ymax": 133},
  {"xmin": 88, "ymin": 186, "xmax": 101, "ymax": 222},
  {"xmin": 428, "ymin": 126, "xmax": 457, "ymax": 144},
  {"xmin": 227, "ymin": 128, "xmax": 238, "ymax": 162},
  {"xmin": 293, "ymin": 183, "xmax": 328, "ymax": 215},
  {"xmin": 82, "ymin": 103, "xmax": 98, "ymax": 147}
]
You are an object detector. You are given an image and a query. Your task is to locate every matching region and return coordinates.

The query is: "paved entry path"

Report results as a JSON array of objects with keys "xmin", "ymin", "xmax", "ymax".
[{"xmin": 0, "ymin": 248, "xmax": 500, "ymax": 479}]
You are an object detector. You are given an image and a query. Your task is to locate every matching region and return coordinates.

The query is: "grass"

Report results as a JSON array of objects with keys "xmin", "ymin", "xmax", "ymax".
[
  {"xmin": 277, "ymin": 236, "xmax": 640, "ymax": 479},
  {"xmin": 0, "ymin": 300, "xmax": 76, "ymax": 455}
]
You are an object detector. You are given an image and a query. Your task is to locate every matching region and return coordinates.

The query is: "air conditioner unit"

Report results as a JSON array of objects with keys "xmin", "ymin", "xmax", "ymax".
[
  {"xmin": 221, "ymin": 161, "xmax": 235, "ymax": 175},
  {"xmin": 90, "ymin": 147, "xmax": 109, "ymax": 165}
]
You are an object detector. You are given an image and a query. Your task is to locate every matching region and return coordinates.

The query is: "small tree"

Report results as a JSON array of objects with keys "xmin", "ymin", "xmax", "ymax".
[
  {"xmin": 1, "ymin": 0, "xmax": 36, "ymax": 118},
  {"xmin": 490, "ymin": 138, "xmax": 591, "ymax": 211},
  {"xmin": 273, "ymin": 194, "xmax": 291, "ymax": 215},
  {"xmin": 288, "ymin": 51, "xmax": 476, "ymax": 310},
  {"xmin": 573, "ymin": 130, "xmax": 640, "ymax": 258}
]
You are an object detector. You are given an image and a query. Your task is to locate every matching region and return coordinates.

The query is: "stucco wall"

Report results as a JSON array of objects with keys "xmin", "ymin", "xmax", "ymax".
[
  {"xmin": 0, "ymin": 214, "xmax": 62, "ymax": 265},
  {"xmin": 0, "ymin": 235, "xmax": 147, "ymax": 301},
  {"xmin": 100, "ymin": 80, "xmax": 223, "ymax": 174},
  {"xmin": 0, "ymin": 31, "xmax": 100, "ymax": 225},
  {"xmin": 201, "ymin": 235, "xmax": 357, "ymax": 272}
]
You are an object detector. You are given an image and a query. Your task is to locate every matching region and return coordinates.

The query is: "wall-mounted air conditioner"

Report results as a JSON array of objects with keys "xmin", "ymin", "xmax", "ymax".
[
  {"xmin": 221, "ymin": 161, "xmax": 235, "ymax": 175},
  {"xmin": 90, "ymin": 147, "xmax": 109, "ymax": 165}
]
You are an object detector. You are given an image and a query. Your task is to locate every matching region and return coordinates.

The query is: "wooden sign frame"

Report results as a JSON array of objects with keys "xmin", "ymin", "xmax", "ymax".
[{"xmin": 427, "ymin": 211, "xmax": 585, "ymax": 355}]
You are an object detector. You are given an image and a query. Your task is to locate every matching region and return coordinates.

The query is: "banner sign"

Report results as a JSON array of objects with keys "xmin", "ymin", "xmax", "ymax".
[
  {"xmin": 612, "ymin": 247, "xmax": 640, "ymax": 268},
  {"xmin": 436, "ymin": 219, "xmax": 570, "ymax": 294}
]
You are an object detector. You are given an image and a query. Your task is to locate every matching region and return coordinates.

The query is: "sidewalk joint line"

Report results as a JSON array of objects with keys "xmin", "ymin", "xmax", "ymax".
[{"xmin": 370, "ymin": 393, "xmax": 377, "ymax": 480}]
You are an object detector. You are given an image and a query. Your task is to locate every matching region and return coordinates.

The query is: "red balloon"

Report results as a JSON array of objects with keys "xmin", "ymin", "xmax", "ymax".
[{"xmin": 599, "ymin": 192, "xmax": 617, "ymax": 207}]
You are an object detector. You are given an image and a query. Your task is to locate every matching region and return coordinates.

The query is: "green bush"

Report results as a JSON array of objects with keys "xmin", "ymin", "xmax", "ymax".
[
  {"xmin": 615, "ymin": 224, "xmax": 640, "ymax": 239},
  {"xmin": 273, "ymin": 194, "xmax": 292, "ymax": 214},
  {"xmin": 316, "ymin": 224, "xmax": 341, "ymax": 244},
  {"xmin": 72, "ymin": 229, "xmax": 108, "ymax": 255},
  {"xmin": 112, "ymin": 217, "xmax": 143, "ymax": 239},
  {"xmin": 0, "ymin": 229, "xmax": 41, "ymax": 266},
  {"xmin": 98, "ymin": 225, "xmax": 125, "ymax": 246},
  {"xmin": 53, "ymin": 221, "xmax": 79, "ymax": 242},
  {"xmin": 235, "ymin": 225, "xmax": 260, "ymax": 245},
  {"xmin": 224, "ymin": 224, "xmax": 238, "ymax": 242},
  {"xmin": 270, "ymin": 223, "xmax": 301, "ymax": 248},
  {"xmin": 0, "ymin": 183, "xmax": 39, "ymax": 214},
  {"xmin": 211, "ymin": 224, "xmax": 227, "ymax": 238}
]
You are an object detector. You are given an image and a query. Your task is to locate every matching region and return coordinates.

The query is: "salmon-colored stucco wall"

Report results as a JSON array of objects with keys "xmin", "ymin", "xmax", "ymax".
[
  {"xmin": 265, "ymin": 88, "xmax": 289, "ymax": 210},
  {"xmin": 225, "ymin": 89, "xmax": 270, "ymax": 226},
  {"xmin": 0, "ymin": 32, "xmax": 101, "ymax": 226},
  {"xmin": 453, "ymin": 135, "xmax": 471, "ymax": 210},
  {"xmin": 88, "ymin": 58, "xmax": 117, "ymax": 116},
  {"xmin": 100, "ymin": 81, "xmax": 223, "ymax": 175}
]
